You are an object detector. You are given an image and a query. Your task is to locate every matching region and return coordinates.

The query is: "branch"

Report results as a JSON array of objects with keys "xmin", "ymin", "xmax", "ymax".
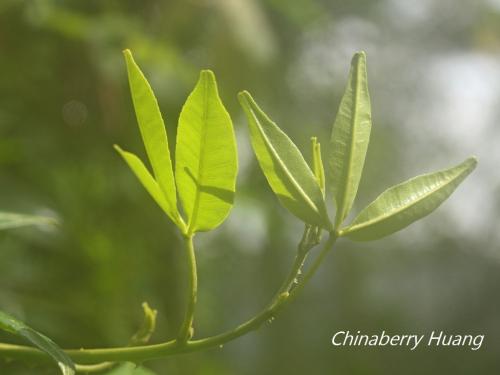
[{"xmin": 0, "ymin": 232, "xmax": 338, "ymax": 365}]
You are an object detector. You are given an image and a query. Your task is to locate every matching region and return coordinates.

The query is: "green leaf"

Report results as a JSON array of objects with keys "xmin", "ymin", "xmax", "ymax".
[
  {"xmin": 329, "ymin": 51, "xmax": 372, "ymax": 228},
  {"xmin": 175, "ymin": 70, "xmax": 238, "ymax": 233},
  {"xmin": 311, "ymin": 137, "xmax": 325, "ymax": 196},
  {"xmin": 114, "ymin": 146, "xmax": 183, "ymax": 228},
  {"xmin": 122, "ymin": 49, "xmax": 182, "ymax": 229},
  {"xmin": 0, "ymin": 212, "xmax": 57, "ymax": 230},
  {"xmin": 340, "ymin": 157, "xmax": 477, "ymax": 241},
  {"xmin": 0, "ymin": 310, "xmax": 75, "ymax": 375},
  {"xmin": 238, "ymin": 91, "xmax": 331, "ymax": 229}
]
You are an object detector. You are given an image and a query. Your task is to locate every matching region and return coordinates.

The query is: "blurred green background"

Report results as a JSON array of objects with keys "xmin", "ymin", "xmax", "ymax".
[{"xmin": 0, "ymin": 0, "xmax": 499, "ymax": 374}]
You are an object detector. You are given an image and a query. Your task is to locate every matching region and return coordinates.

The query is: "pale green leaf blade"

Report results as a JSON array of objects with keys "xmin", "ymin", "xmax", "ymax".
[
  {"xmin": 0, "ymin": 212, "xmax": 57, "ymax": 230},
  {"xmin": 340, "ymin": 157, "xmax": 477, "ymax": 241},
  {"xmin": 175, "ymin": 70, "xmax": 237, "ymax": 233},
  {"xmin": 115, "ymin": 145, "xmax": 184, "ymax": 228},
  {"xmin": 329, "ymin": 51, "xmax": 372, "ymax": 228},
  {"xmin": 238, "ymin": 91, "xmax": 331, "ymax": 229},
  {"xmin": 0, "ymin": 310, "xmax": 75, "ymax": 375},
  {"xmin": 123, "ymin": 49, "xmax": 179, "ymax": 223}
]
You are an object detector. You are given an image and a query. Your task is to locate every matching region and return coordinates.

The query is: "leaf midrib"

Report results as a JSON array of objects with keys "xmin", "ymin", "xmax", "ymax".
[
  {"xmin": 338, "ymin": 58, "xmax": 362, "ymax": 224},
  {"xmin": 343, "ymin": 168, "xmax": 466, "ymax": 234},
  {"xmin": 188, "ymin": 75, "xmax": 209, "ymax": 233}
]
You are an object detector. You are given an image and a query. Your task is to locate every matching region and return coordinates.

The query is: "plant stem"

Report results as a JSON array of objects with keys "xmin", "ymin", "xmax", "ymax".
[
  {"xmin": 288, "ymin": 232, "xmax": 337, "ymax": 301},
  {"xmin": 177, "ymin": 234, "xmax": 197, "ymax": 342},
  {"xmin": 273, "ymin": 225, "xmax": 313, "ymax": 299},
  {"xmin": 0, "ymin": 233, "xmax": 337, "ymax": 365}
]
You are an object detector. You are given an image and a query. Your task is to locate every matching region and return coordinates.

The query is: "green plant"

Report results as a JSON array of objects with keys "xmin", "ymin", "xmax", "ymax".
[{"xmin": 0, "ymin": 50, "xmax": 476, "ymax": 374}]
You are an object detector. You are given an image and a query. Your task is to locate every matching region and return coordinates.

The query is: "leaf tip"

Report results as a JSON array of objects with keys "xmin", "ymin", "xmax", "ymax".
[
  {"xmin": 200, "ymin": 69, "xmax": 216, "ymax": 82},
  {"xmin": 237, "ymin": 91, "xmax": 253, "ymax": 112},
  {"xmin": 113, "ymin": 144, "xmax": 123, "ymax": 153},
  {"xmin": 237, "ymin": 90, "xmax": 251, "ymax": 101},
  {"xmin": 122, "ymin": 49, "xmax": 134, "ymax": 65},
  {"xmin": 311, "ymin": 137, "xmax": 322, "ymax": 154},
  {"xmin": 123, "ymin": 49, "xmax": 139, "ymax": 77},
  {"xmin": 351, "ymin": 51, "xmax": 367, "ymax": 71},
  {"xmin": 458, "ymin": 156, "xmax": 478, "ymax": 174},
  {"xmin": 113, "ymin": 145, "xmax": 130, "ymax": 160},
  {"xmin": 467, "ymin": 155, "xmax": 478, "ymax": 167},
  {"xmin": 353, "ymin": 50, "xmax": 366, "ymax": 60}
]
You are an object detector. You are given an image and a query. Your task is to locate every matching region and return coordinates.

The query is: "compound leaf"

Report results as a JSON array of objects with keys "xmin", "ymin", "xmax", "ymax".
[
  {"xmin": 122, "ymin": 50, "xmax": 181, "ymax": 228},
  {"xmin": 329, "ymin": 51, "xmax": 371, "ymax": 228},
  {"xmin": 175, "ymin": 70, "xmax": 237, "ymax": 233},
  {"xmin": 238, "ymin": 91, "xmax": 331, "ymax": 229},
  {"xmin": 340, "ymin": 157, "xmax": 477, "ymax": 241},
  {"xmin": 0, "ymin": 310, "xmax": 75, "ymax": 375}
]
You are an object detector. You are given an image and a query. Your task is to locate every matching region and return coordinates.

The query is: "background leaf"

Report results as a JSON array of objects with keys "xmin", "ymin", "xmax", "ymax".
[
  {"xmin": 329, "ymin": 51, "xmax": 371, "ymax": 228},
  {"xmin": 175, "ymin": 70, "xmax": 237, "ymax": 233},
  {"xmin": 340, "ymin": 157, "xmax": 477, "ymax": 241},
  {"xmin": 239, "ymin": 91, "xmax": 330, "ymax": 229},
  {"xmin": 122, "ymin": 49, "xmax": 181, "ymax": 227},
  {"xmin": 0, "ymin": 311, "xmax": 75, "ymax": 375},
  {"xmin": 0, "ymin": 212, "xmax": 57, "ymax": 230}
]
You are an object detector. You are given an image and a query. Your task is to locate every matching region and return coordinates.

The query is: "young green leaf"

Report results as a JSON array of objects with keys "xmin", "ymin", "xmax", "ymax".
[
  {"xmin": 122, "ymin": 50, "xmax": 181, "ymax": 228},
  {"xmin": 0, "ymin": 212, "xmax": 57, "ymax": 230},
  {"xmin": 329, "ymin": 51, "xmax": 371, "ymax": 228},
  {"xmin": 114, "ymin": 146, "xmax": 185, "ymax": 229},
  {"xmin": 238, "ymin": 91, "xmax": 331, "ymax": 229},
  {"xmin": 175, "ymin": 70, "xmax": 237, "ymax": 233},
  {"xmin": 0, "ymin": 310, "xmax": 75, "ymax": 375},
  {"xmin": 340, "ymin": 157, "xmax": 477, "ymax": 241},
  {"xmin": 311, "ymin": 137, "xmax": 325, "ymax": 196},
  {"xmin": 130, "ymin": 302, "xmax": 157, "ymax": 345}
]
